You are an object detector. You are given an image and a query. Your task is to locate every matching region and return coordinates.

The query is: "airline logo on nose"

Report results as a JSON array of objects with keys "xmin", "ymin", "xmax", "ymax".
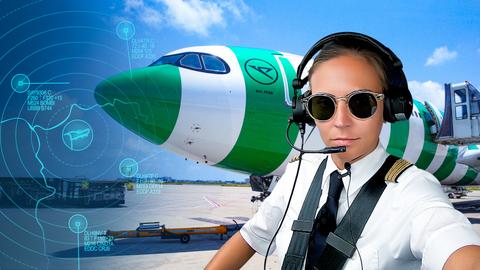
[{"xmin": 245, "ymin": 59, "xmax": 278, "ymax": 85}]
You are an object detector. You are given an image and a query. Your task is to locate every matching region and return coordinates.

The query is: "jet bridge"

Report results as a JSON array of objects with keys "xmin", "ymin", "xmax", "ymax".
[{"xmin": 435, "ymin": 81, "xmax": 480, "ymax": 145}]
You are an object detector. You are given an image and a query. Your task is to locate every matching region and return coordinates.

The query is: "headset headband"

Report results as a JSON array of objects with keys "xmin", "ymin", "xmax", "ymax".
[
  {"xmin": 291, "ymin": 31, "xmax": 412, "ymax": 124},
  {"xmin": 293, "ymin": 32, "xmax": 403, "ymax": 89}
]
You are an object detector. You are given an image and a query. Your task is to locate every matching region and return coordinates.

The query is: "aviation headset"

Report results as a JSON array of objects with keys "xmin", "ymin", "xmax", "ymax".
[{"xmin": 290, "ymin": 31, "xmax": 413, "ymax": 128}]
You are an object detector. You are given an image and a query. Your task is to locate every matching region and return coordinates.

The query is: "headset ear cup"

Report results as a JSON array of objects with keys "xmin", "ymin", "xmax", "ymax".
[
  {"xmin": 383, "ymin": 95, "xmax": 394, "ymax": 123},
  {"xmin": 292, "ymin": 92, "xmax": 315, "ymax": 126},
  {"xmin": 383, "ymin": 85, "xmax": 413, "ymax": 123},
  {"xmin": 303, "ymin": 102, "xmax": 315, "ymax": 126}
]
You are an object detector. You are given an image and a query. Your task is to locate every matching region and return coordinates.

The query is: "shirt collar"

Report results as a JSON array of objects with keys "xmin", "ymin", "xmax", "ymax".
[{"xmin": 321, "ymin": 141, "xmax": 388, "ymax": 196}]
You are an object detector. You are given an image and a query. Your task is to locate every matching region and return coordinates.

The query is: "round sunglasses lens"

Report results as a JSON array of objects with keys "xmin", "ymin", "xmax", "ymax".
[
  {"xmin": 308, "ymin": 96, "xmax": 335, "ymax": 120},
  {"xmin": 349, "ymin": 93, "xmax": 377, "ymax": 119}
]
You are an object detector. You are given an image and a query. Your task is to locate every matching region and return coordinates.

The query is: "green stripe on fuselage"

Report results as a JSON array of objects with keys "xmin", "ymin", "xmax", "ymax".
[
  {"xmin": 457, "ymin": 168, "xmax": 477, "ymax": 185},
  {"xmin": 413, "ymin": 100, "xmax": 438, "ymax": 169},
  {"xmin": 386, "ymin": 118, "xmax": 409, "ymax": 158},
  {"xmin": 217, "ymin": 47, "xmax": 298, "ymax": 175},
  {"xmin": 435, "ymin": 146, "xmax": 458, "ymax": 181}
]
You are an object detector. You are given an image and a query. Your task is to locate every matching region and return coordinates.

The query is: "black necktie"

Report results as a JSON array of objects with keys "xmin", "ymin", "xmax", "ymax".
[{"xmin": 305, "ymin": 170, "xmax": 344, "ymax": 269}]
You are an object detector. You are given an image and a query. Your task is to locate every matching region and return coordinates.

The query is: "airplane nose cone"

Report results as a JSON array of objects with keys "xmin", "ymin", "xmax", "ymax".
[{"xmin": 95, "ymin": 65, "xmax": 182, "ymax": 145}]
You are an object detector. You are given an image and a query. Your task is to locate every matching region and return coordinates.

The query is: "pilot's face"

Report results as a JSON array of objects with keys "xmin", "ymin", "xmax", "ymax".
[{"xmin": 309, "ymin": 53, "xmax": 384, "ymax": 169}]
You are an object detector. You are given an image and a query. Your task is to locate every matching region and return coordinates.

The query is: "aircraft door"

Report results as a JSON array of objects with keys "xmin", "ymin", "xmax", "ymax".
[
  {"xmin": 468, "ymin": 85, "xmax": 480, "ymax": 136},
  {"xmin": 452, "ymin": 87, "xmax": 471, "ymax": 137}
]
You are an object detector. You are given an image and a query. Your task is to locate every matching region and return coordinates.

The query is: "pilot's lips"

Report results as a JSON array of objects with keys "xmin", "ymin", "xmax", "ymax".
[{"xmin": 330, "ymin": 138, "xmax": 359, "ymax": 146}]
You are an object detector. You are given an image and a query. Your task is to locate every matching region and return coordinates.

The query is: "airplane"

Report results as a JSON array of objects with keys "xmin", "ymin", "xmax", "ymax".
[{"xmin": 94, "ymin": 45, "xmax": 480, "ymax": 198}]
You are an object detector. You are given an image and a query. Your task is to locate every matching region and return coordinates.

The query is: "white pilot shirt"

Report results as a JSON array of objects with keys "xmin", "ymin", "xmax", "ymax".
[{"xmin": 240, "ymin": 142, "xmax": 480, "ymax": 269}]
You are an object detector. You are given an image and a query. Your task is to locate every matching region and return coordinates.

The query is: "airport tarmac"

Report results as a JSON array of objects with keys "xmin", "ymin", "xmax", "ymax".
[
  {"xmin": 67, "ymin": 188, "xmax": 480, "ymax": 270},
  {"xmin": 75, "ymin": 185, "xmax": 281, "ymax": 270},
  {"xmin": 449, "ymin": 190, "xmax": 480, "ymax": 233},
  {"xmin": 2, "ymin": 185, "xmax": 480, "ymax": 269},
  {"xmin": 73, "ymin": 184, "xmax": 282, "ymax": 270}
]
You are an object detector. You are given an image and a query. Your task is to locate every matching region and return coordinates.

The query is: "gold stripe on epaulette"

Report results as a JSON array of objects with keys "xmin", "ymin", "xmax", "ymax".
[
  {"xmin": 385, "ymin": 159, "xmax": 413, "ymax": 183},
  {"xmin": 386, "ymin": 160, "xmax": 411, "ymax": 182},
  {"xmin": 289, "ymin": 155, "xmax": 300, "ymax": 163}
]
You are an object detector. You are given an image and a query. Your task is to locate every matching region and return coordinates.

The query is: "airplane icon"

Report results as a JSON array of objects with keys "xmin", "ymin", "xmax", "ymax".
[{"xmin": 63, "ymin": 128, "xmax": 91, "ymax": 150}]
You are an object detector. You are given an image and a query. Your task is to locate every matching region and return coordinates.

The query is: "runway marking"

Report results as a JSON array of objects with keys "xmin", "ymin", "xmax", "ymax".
[{"xmin": 203, "ymin": 196, "xmax": 221, "ymax": 208}]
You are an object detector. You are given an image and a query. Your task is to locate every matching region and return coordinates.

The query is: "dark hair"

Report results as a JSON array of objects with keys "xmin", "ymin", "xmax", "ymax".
[{"xmin": 308, "ymin": 42, "xmax": 388, "ymax": 92}]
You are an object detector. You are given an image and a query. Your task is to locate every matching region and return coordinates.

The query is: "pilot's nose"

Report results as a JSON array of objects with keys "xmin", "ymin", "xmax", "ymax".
[
  {"xmin": 94, "ymin": 65, "xmax": 182, "ymax": 145},
  {"xmin": 333, "ymin": 99, "xmax": 353, "ymax": 128}
]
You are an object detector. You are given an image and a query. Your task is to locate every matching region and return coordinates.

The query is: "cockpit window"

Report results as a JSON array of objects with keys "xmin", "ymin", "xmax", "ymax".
[
  {"xmin": 150, "ymin": 52, "xmax": 230, "ymax": 74},
  {"xmin": 180, "ymin": 54, "xmax": 202, "ymax": 70},
  {"xmin": 150, "ymin": 54, "xmax": 182, "ymax": 66},
  {"xmin": 202, "ymin": 55, "xmax": 226, "ymax": 72}
]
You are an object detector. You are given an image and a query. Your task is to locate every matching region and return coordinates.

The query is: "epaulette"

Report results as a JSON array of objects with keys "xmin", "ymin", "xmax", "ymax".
[
  {"xmin": 385, "ymin": 159, "xmax": 413, "ymax": 183},
  {"xmin": 289, "ymin": 155, "xmax": 300, "ymax": 163}
]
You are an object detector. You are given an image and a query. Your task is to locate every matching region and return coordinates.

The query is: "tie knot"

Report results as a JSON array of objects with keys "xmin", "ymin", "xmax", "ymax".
[{"xmin": 328, "ymin": 171, "xmax": 344, "ymax": 201}]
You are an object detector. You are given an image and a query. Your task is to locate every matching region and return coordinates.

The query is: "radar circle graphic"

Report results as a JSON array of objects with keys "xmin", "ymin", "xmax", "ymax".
[
  {"xmin": 68, "ymin": 214, "xmax": 88, "ymax": 234},
  {"xmin": 119, "ymin": 157, "xmax": 138, "ymax": 177},
  {"xmin": 62, "ymin": 119, "xmax": 94, "ymax": 151},
  {"xmin": 11, "ymin": 73, "xmax": 30, "ymax": 93},
  {"xmin": 116, "ymin": 20, "xmax": 135, "ymax": 40}
]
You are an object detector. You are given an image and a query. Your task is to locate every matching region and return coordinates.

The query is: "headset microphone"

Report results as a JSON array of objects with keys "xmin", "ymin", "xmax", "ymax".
[
  {"xmin": 285, "ymin": 118, "xmax": 346, "ymax": 154},
  {"xmin": 342, "ymin": 162, "xmax": 352, "ymax": 177}
]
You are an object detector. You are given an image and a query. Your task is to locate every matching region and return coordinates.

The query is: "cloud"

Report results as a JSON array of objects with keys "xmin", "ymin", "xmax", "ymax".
[
  {"xmin": 408, "ymin": 80, "xmax": 445, "ymax": 109},
  {"xmin": 124, "ymin": 0, "xmax": 144, "ymax": 11},
  {"xmin": 122, "ymin": 0, "xmax": 252, "ymax": 36},
  {"xmin": 160, "ymin": 0, "xmax": 224, "ymax": 36},
  {"xmin": 122, "ymin": 0, "xmax": 164, "ymax": 28},
  {"xmin": 218, "ymin": 0, "xmax": 253, "ymax": 21},
  {"xmin": 141, "ymin": 6, "xmax": 164, "ymax": 27},
  {"xmin": 425, "ymin": 46, "xmax": 457, "ymax": 66}
]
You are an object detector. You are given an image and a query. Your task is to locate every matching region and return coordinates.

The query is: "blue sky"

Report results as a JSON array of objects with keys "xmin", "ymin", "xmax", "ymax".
[{"xmin": 0, "ymin": 0, "xmax": 479, "ymax": 182}]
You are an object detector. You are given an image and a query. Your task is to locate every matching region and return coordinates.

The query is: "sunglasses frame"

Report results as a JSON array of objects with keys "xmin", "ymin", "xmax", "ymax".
[{"xmin": 302, "ymin": 89, "xmax": 385, "ymax": 121}]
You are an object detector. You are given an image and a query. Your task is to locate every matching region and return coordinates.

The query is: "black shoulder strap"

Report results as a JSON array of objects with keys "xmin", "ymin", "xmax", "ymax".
[
  {"xmin": 281, "ymin": 157, "xmax": 328, "ymax": 270},
  {"xmin": 314, "ymin": 155, "xmax": 411, "ymax": 270}
]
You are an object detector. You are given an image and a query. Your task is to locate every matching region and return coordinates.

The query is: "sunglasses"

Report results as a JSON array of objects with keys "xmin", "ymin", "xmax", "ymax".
[{"xmin": 302, "ymin": 89, "xmax": 385, "ymax": 121}]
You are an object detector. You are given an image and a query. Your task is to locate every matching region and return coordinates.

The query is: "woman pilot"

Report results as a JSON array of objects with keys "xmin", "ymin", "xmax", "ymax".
[{"xmin": 206, "ymin": 32, "xmax": 480, "ymax": 270}]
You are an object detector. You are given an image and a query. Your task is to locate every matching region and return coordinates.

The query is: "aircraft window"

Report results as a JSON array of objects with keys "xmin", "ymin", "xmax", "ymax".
[
  {"xmin": 454, "ymin": 89, "xmax": 467, "ymax": 104},
  {"xmin": 202, "ymin": 55, "xmax": 226, "ymax": 72},
  {"xmin": 180, "ymin": 54, "xmax": 202, "ymax": 70},
  {"xmin": 471, "ymin": 101, "xmax": 480, "ymax": 117},
  {"xmin": 455, "ymin": 105, "xmax": 468, "ymax": 120},
  {"xmin": 150, "ymin": 54, "xmax": 183, "ymax": 66},
  {"xmin": 470, "ymin": 88, "xmax": 480, "ymax": 116}
]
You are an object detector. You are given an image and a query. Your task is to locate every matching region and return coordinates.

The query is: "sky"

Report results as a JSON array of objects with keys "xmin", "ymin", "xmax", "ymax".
[{"xmin": 0, "ymin": 0, "xmax": 479, "ymax": 182}]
